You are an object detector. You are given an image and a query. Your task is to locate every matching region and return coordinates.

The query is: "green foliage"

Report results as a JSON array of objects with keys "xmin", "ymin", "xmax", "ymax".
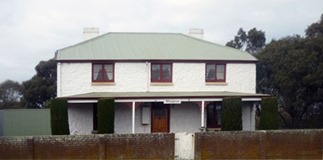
[
  {"xmin": 256, "ymin": 14, "xmax": 323, "ymax": 128},
  {"xmin": 97, "ymin": 98, "xmax": 115, "ymax": 134},
  {"xmin": 0, "ymin": 80, "xmax": 23, "ymax": 109},
  {"xmin": 221, "ymin": 97, "xmax": 242, "ymax": 131},
  {"xmin": 49, "ymin": 98, "xmax": 69, "ymax": 135},
  {"xmin": 246, "ymin": 28, "xmax": 266, "ymax": 54},
  {"xmin": 259, "ymin": 97, "xmax": 279, "ymax": 130},
  {"xmin": 226, "ymin": 28, "xmax": 247, "ymax": 49},
  {"xmin": 226, "ymin": 27, "xmax": 266, "ymax": 54},
  {"xmin": 22, "ymin": 59, "xmax": 57, "ymax": 108}
]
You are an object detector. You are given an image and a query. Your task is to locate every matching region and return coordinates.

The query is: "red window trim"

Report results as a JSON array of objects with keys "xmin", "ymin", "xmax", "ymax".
[
  {"xmin": 151, "ymin": 63, "xmax": 172, "ymax": 82},
  {"xmin": 92, "ymin": 63, "xmax": 115, "ymax": 82},
  {"xmin": 205, "ymin": 63, "xmax": 226, "ymax": 82}
]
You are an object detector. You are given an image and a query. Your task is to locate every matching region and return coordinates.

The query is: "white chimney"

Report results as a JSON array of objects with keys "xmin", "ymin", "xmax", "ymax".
[
  {"xmin": 188, "ymin": 28, "xmax": 204, "ymax": 39},
  {"xmin": 83, "ymin": 27, "xmax": 99, "ymax": 41}
]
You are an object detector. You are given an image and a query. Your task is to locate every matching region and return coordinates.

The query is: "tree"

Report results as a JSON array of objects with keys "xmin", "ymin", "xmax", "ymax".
[
  {"xmin": 256, "ymin": 14, "xmax": 323, "ymax": 128},
  {"xmin": 226, "ymin": 28, "xmax": 247, "ymax": 50},
  {"xmin": 97, "ymin": 98, "xmax": 115, "ymax": 134},
  {"xmin": 49, "ymin": 98, "xmax": 70, "ymax": 135},
  {"xmin": 22, "ymin": 59, "xmax": 57, "ymax": 108},
  {"xmin": 0, "ymin": 80, "xmax": 23, "ymax": 109},
  {"xmin": 246, "ymin": 28, "xmax": 266, "ymax": 54},
  {"xmin": 259, "ymin": 97, "xmax": 279, "ymax": 130},
  {"xmin": 226, "ymin": 28, "xmax": 266, "ymax": 54},
  {"xmin": 221, "ymin": 97, "xmax": 242, "ymax": 131}
]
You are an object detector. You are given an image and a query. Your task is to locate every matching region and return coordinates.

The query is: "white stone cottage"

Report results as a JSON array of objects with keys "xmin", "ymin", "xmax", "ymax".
[{"xmin": 55, "ymin": 29, "xmax": 266, "ymax": 135}]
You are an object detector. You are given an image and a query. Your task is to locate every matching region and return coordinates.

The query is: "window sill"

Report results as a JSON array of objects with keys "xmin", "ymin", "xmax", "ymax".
[
  {"xmin": 205, "ymin": 82, "xmax": 228, "ymax": 86},
  {"xmin": 91, "ymin": 82, "xmax": 115, "ymax": 86},
  {"xmin": 150, "ymin": 82, "xmax": 173, "ymax": 86}
]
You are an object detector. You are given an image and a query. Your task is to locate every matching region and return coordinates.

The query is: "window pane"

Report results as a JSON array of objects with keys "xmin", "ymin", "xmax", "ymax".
[
  {"xmin": 162, "ymin": 64, "xmax": 171, "ymax": 80},
  {"xmin": 216, "ymin": 64, "xmax": 224, "ymax": 72},
  {"xmin": 104, "ymin": 65, "xmax": 113, "ymax": 80},
  {"xmin": 216, "ymin": 73, "xmax": 224, "ymax": 80},
  {"xmin": 216, "ymin": 64, "xmax": 225, "ymax": 80},
  {"xmin": 216, "ymin": 105, "xmax": 222, "ymax": 125},
  {"xmin": 151, "ymin": 64, "xmax": 160, "ymax": 80},
  {"xmin": 93, "ymin": 65, "xmax": 102, "ymax": 80},
  {"xmin": 206, "ymin": 64, "xmax": 215, "ymax": 80}
]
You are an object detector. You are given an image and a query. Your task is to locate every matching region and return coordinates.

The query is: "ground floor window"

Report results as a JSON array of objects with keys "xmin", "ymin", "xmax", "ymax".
[{"xmin": 207, "ymin": 102, "xmax": 222, "ymax": 128}]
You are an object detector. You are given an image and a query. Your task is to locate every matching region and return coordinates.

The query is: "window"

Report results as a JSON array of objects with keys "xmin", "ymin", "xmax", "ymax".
[
  {"xmin": 207, "ymin": 102, "xmax": 222, "ymax": 128},
  {"xmin": 206, "ymin": 63, "xmax": 226, "ymax": 82},
  {"xmin": 151, "ymin": 63, "xmax": 172, "ymax": 82},
  {"xmin": 92, "ymin": 63, "xmax": 114, "ymax": 82}
]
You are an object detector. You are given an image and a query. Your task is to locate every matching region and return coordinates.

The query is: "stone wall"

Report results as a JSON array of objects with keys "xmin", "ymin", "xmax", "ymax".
[
  {"xmin": 0, "ymin": 133, "xmax": 174, "ymax": 160},
  {"xmin": 0, "ymin": 137, "xmax": 33, "ymax": 159},
  {"xmin": 195, "ymin": 129, "xmax": 323, "ymax": 159},
  {"xmin": 1, "ymin": 130, "xmax": 323, "ymax": 159}
]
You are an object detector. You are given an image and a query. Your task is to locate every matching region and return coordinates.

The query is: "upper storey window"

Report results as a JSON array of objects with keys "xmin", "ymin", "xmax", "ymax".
[
  {"xmin": 92, "ymin": 64, "xmax": 114, "ymax": 82},
  {"xmin": 151, "ymin": 63, "xmax": 172, "ymax": 82},
  {"xmin": 206, "ymin": 63, "xmax": 226, "ymax": 82}
]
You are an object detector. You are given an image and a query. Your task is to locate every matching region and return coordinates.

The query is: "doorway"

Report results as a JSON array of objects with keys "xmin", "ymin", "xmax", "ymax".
[{"xmin": 151, "ymin": 102, "xmax": 169, "ymax": 132}]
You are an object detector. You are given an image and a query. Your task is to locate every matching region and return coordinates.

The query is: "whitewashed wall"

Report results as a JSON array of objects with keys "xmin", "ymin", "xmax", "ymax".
[
  {"xmin": 170, "ymin": 102, "xmax": 201, "ymax": 133},
  {"xmin": 57, "ymin": 62, "xmax": 256, "ymax": 97},
  {"xmin": 114, "ymin": 103, "xmax": 151, "ymax": 134},
  {"xmin": 68, "ymin": 103, "xmax": 93, "ymax": 135},
  {"xmin": 242, "ymin": 102, "xmax": 256, "ymax": 131}
]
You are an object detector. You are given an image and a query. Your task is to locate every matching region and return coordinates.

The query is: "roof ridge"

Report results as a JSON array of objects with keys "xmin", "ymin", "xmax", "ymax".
[{"xmin": 56, "ymin": 32, "xmax": 183, "ymax": 52}]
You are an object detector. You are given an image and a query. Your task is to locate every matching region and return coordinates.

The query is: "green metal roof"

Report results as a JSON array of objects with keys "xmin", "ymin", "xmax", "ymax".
[
  {"xmin": 56, "ymin": 32, "xmax": 257, "ymax": 61},
  {"xmin": 65, "ymin": 91, "xmax": 268, "ymax": 99}
]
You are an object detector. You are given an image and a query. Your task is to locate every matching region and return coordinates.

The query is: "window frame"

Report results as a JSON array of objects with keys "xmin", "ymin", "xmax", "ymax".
[
  {"xmin": 151, "ymin": 63, "xmax": 173, "ymax": 83},
  {"xmin": 92, "ymin": 63, "xmax": 115, "ymax": 82},
  {"xmin": 205, "ymin": 63, "xmax": 226, "ymax": 82}
]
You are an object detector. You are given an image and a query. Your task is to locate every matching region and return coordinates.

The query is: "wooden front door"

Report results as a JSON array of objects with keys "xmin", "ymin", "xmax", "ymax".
[{"xmin": 151, "ymin": 103, "xmax": 169, "ymax": 132}]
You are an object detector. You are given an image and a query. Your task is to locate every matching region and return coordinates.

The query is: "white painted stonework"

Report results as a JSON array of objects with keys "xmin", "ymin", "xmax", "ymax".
[
  {"xmin": 57, "ymin": 62, "xmax": 256, "ymax": 97},
  {"xmin": 60, "ymin": 62, "xmax": 258, "ymax": 134},
  {"xmin": 170, "ymin": 102, "xmax": 201, "ymax": 133},
  {"xmin": 68, "ymin": 103, "xmax": 93, "ymax": 135},
  {"xmin": 242, "ymin": 102, "xmax": 256, "ymax": 131},
  {"xmin": 114, "ymin": 103, "xmax": 151, "ymax": 134}
]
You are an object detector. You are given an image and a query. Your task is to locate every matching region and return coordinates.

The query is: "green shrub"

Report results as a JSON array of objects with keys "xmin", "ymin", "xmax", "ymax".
[
  {"xmin": 221, "ymin": 97, "xmax": 242, "ymax": 131},
  {"xmin": 49, "ymin": 98, "xmax": 70, "ymax": 135},
  {"xmin": 97, "ymin": 98, "xmax": 115, "ymax": 134},
  {"xmin": 259, "ymin": 97, "xmax": 279, "ymax": 130}
]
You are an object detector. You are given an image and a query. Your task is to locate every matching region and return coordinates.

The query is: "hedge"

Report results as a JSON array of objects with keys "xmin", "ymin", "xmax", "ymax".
[
  {"xmin": 221, "ymin": 97, "xmax": 242, "ymax": 131},
  {"xmin": 49, "ymin": 98, "xmax": 70, "ymax": 135},
  {"xmin": 259, "ymin": 97, "xmax": 279, "ymax": 130},
  {"xmin": 97, "ymin": 98, "xmax": 115, "ymax": 134}
]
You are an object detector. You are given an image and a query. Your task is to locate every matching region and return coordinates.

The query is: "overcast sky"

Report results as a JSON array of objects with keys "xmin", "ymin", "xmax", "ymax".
[{"xmin": 0, "ymin": 0, "xmax": 322, "ymax": 83}]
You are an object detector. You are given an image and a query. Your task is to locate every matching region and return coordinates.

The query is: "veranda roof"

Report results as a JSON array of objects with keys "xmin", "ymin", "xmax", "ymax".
[{"xmin": 63, "ymin": 91, "xmax": 269, "ymax": 100}]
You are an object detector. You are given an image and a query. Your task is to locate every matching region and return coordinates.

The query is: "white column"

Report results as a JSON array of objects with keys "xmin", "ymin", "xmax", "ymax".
[
  {"xmin": 201, "ymin": 101, "xmax": 205, "ymax": 128},
  {"xmin": 132, "ymin": 101, "xmax": 135, "ymax": 133}
]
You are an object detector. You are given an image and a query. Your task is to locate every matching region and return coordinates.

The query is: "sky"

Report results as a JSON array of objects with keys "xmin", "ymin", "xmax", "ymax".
[{"xmin": 0, "ymin": 0, "xmax": 322, "ymax": 83}]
